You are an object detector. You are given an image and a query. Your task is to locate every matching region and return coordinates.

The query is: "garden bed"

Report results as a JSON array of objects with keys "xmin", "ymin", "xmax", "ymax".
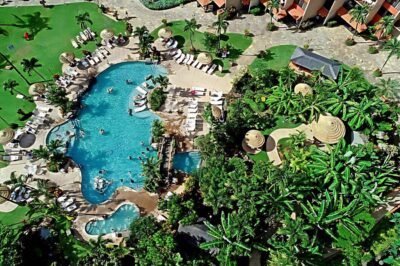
[{"xmin": 139, "ymin": 0, "xmax": 190, "ymax": 10}]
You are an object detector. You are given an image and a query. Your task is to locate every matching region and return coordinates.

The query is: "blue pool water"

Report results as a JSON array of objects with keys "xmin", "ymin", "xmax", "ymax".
[
  {"xmin": 47, "ymin": 62, "xmax": 166, "ymax": 204},
  {"xmin": 173, "ymin": 152, "xmax": 201, "ymax": 174},
  {"xmin": 85, "ymin": 203, "xmax": 139, "ymax": 235}
]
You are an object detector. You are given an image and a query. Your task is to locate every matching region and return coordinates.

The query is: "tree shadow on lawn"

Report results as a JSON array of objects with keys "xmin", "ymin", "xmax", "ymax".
[
  {"xmin": 12, "ymin": 12, "xmax": 51, "ymax": 39},
  {"xmin": 174, "ymin": 35, "xmax": 186, "ymax": 49}
]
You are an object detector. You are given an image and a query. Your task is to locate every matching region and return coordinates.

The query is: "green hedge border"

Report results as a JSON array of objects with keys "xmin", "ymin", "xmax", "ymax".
[{"xmin": 139, "ymin": 0, "xmax": 191, "ymax": 10}]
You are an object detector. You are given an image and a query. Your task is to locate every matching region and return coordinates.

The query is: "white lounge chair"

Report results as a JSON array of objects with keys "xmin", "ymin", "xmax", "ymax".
[
  {"xmin": 95, "ymin": 49, "xmax": 106, "ymax": 59},
  {"xmin": 106, "ymin": 42, "xmax": 114, "ymax": 49},
  {"xmin": 183, "ymin": 54, "xmax": 192, "ymax": 64},
  {"xmin": 203, "ymin": 65, "xmax": 210, "ymax": 72},
  {"xmin": 196, "ymin": 62, "xmax": 203, "ymax": 69},
  {"xmin": 164, "ymin": 39, "xmax": 173, "ymax": 47},
  {"xmin": 134, "ymin": 105, "xmax": 147, "ymax": 113},
  {"xmin": 207, "ymin": 64, "xmax": 218, "ymax": 75},
  {"xmin": 188, "ymin": 107, "xmax": 198, "ymax": 113},
  {"xmin": 100, "ymin": 47, "xmax": 110, "ymax": 55},
  {"xmin": 86, "ymin": 27, "xmax": 96, "ymax": 37},
  {"xmin": 57, "ymin": 195, "xmax": 69, "ymax": 203},
  {"xmin": 61, "ymin": 198, "xmax": 75, "ymax": 208},
  {"xmin": 211, "ymin": 91, "xmax": 223, "ymax": 98},
  {"xmin": 71, "ymin": 40, "xmax": 79, "ymax": 48},
  {"xmin": 191, "ymin": 60, "xmax": 199, "ymax": 68},
  {"xmin": 170, "ymin": 41, "xmax": 178, "ymax": 49},
  {"xmin": 173, "ymin": 50, "xmax": 182, "ymax": 59},
  {"xmin": 192, "ymin": 86, "xmax": 206, "ymax": 92},
  {"xmin": 92, "ymin": 56, "xmax": 101, "ymax": 64},
  {"xmin": 88, "ymin": 58, "xmax": 96, "ymax": 66},
  {"xmin": 136, "ymin": 86, "xmax": 148, "ymax": 95},
  {"xmin": 176, "ymin": 54, "xmax": 186, "ymax": 64},
  {"xmin": 65, "ymin": 204, "xmax": 78, "ymax": 212},
  {"xmin": 79, "ymin": 32, "xmax": 88, "ymax": 41},
  {"xmin": 210, "ymin": 99, "xmax": 223, "ymax": 105},
  {"xmin": 186, "ymin": 54, "xmax": 194, "ymax": 65},
  {"xmin": 1, "ymin": 155, "xmax": 22, "ymax": 161},
  {"xmin": 76, "ymin": 36, "xmax": 85, "ymax": 44}
]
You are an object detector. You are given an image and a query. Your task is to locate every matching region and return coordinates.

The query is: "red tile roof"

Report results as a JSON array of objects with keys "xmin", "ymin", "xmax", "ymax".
[
  {"xmin": 287, "ymin": 3, "xmax": 304, "ymax": 20},
  {"xmin": 197, "ymin": 0, "xmax": 212, "ymax": 6},
  {"xmin": 213, "ymin": 0, "xmax": 225, "ymax": 7}
]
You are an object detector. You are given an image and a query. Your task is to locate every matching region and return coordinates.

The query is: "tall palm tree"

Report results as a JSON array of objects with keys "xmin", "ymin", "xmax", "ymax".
[
  {"xmin": 374, "ymin": 15, "xmax": 395, "ymax": 42},
  {"xmin": 2, "ymin": 79, "xmax": 18, "ymax": 95},
  {"xmin": 183, "ymin": 18, "xmax": 200, "ymax": 51},
  {"xmin": 142, "ymin": 157, "xmax": 163, "ymax": 193},
  {"xmin": 151, "ymin": 75, "xmax": 170, "ymax": 90},
  {"xmin": 75, "ymin": 12, "xmax": 93, "ymax": 30},
  {"xmin": 31, "ymin": 179, "xmax": 55, "ymax": 201},
  {"xmin": 380, "ymin": 38, "xmax": 400, "ymax": 72},
  {"xmin": 32, "ymin": 145, "xmax": 51, "ymax": 161},
  {"xmin": 47, "ymin": 139, "xmax": 63, "ymax": 154},
  {"xmin": 20, "ymin": 57, "xmax": 46, "ymax": 81},
  {"xmin": 349, "ymin": 4, "xmax": 369, "ymax": 40},
  {"xmin": 212, "ymin": 13, "xmax": 229, "ymax": 51},
  {"xmin": 0, "ymin": 52, "xmax": 31, "ymax": 85},
  {"xmin": 266, "ymin": 0, "xmax": 280, "ymax": 24},
  {"xmin": 3, "ymin": 172, "xmax": 28, "ymax": 193},
  {"xmin": 133, "ymin": 26, "xmax": 149, "ymax": 42}
]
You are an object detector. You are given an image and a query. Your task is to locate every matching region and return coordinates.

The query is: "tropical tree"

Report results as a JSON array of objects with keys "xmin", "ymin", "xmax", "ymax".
[
  {"xmin": 374, "ymin": 15, "xmax": 395, "ymax": 42},
  {"xmin": 212, "ymin": 13, "xmax": 229, "ymax": 51},
  {"xmin": 151, "ymin": 119, "xmax": 165, "ymax": 142},
  {"xmin": 183, "ymin": 18, "xmax": 200, "ymax": 51},
  {"xmin": 380, "ymin": 38, "xmax": 400, "ymax": 72},
  {"xmin": 75, "ymin": 12, "xmax": 93, "ymax": 30},
  {"xmin": 201, "ymin": 211, "xmax": 252, "ymax": 265},
  {"xmin": 32, "ymin": 145, "xmax": 51, "ymax": 161},
  {"xmin": 2, "ymin": 79, "xmax": 18, "ymax": 95},
  {"xmin": 47, "ymin": 139, "xmax": 63, "ymax": 153},
  {"xmin": 46, "ymin": 85, "xmax": 73, "ymax": 114},
  {"xmin": 266, "ymin": 0, "xmax": 280, "ymax": 25},
  {"xmin": 151, "ymin": 75, "xmax": 170, "ymax": 90},
  {"xmin": 31, "ymin": 179, "xmax": 56, "ymax": 201},
  {"xmin": 142, "ymin": 157, "xmax": 163, "ymax": 193},
  {"xmin": 3, "ymin": 172, "xmax": 28, "ymax": 192},
  {"xmin": 20, "ymin": 57, "xmax": 46, "ymax": 81},
  {"xmin": 133, "ymin": 26, "xmax": 149, "ymax": 42},
  {"xmin": 375, "ymin": 78, "xmax": 400, "ymax": 102},
  {"xmin": 0, "ymin": 224, "xmax": 23, "ymax": 266},
  {"xmin": 343, "ymin": 96, "xmax": 377, "ymax": 130},
  {"xmin": 349, "ymin": 4, "xmax": 369, "ymax": 40}
]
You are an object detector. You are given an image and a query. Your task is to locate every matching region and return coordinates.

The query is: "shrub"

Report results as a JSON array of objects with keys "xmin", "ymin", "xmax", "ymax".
[
  {"xmin": 345, "ymin": 38, "xmax": 356, "ymax": 46},
  {"xmin": 152, "ymin": 120, "xmax": 165, "ymax": 142},
  {"xmin": 373, "ymin": 69, "xmax": 382, "ymax": 77},
  {"xmin": 303, "ymin": 43, "xmax": 310, "ymax": 50},
  {"xmin": 149, "ymin": 88, "xmax": 167, "ymax": 111},
  {"xmin": 250, "ymin": 7, "xmax": 263, "ymax": 16},
  {"xmin": 244, "ymin": 29, "xmax": 252, "ymax": 37},
  {"xmin": 368, "ymin": 46, "xmax": 379, "ymax": 54},
  {"xmin": 203, "ymin": 32, "xmax": 219, "ymax": 52},
  {"xmin": 326, "ymin": 20, "xmax": 338, "ymax": 27},
  {"xmin": 9, "ymin": 123, "xmax": 19, "ymax": 129},
  {"xmin": 267, "ymin": 22, "xmax": 276, "ymax": 31},
  {"xmin": 161, "ymin": 19, "xmax": 168, "ymax": 27},
  {"xmin": 139, "ymin": 0, "xmax": 188, "ymax": 10}
]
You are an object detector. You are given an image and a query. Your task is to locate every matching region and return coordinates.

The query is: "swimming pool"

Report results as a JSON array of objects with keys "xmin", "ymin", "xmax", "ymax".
[
  {"xmin": 47, "ymin": 62, "xmax": 166, "ymax": 204},
  {"xmin": 85, "ymin": 203, "xmax": 139, "ymax": 235},
  {"xmin": 173, "ymin": 152, "xmax": 201, "ymax": 174}
]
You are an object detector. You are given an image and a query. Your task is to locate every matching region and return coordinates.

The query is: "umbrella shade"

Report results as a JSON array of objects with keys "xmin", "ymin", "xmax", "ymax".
[
  {"xmin": 197, "ymin": 52, "xmax": 213, "ymax": 65},
  {"xmin": 211, "ymin": 105, "xmax": 222, "ymax": 119},
  {"xmin": 294, "ymin": 83, "xmax": 313, "ymax": 96},
  {"xmin": 100, "ymin": 29, "xmax": 115, "ymax": 40},
  {"xmin": 0, "ymin": 185, "xmax": 10, "ymax": 204},
  {"xmin": 311, "ymin": 115, "xmax": 346, "ymax": 144},
  {"xmin": 19, "ymin": 133, "xmax": 36, "ymax": 148},
  {"xmin": 244, "ymin": 130, "xmax": 265, "ymax": 149},
  {"xmin": 59, "ymin": 52, "xmax": 75, "ymax": 64},
  {"xmin": 0, "ymin": 128, "xmax": 14, "ymax": 145},
  {"xmin": 158, "ymin": 28, "xmax": 173, "ymax": 39},
  {"xmin": 29, "ymin": 83, "xmax": 46, "ymax": 96}
]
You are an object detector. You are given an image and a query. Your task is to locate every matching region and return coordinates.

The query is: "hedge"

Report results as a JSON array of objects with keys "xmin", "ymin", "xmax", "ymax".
[{"xmin": 139, "ymin": 0, "xmax": 190, "ymax": 10}]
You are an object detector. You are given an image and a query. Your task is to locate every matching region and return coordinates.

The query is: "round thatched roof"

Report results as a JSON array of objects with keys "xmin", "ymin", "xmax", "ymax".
[
  {"xmin": 100, "ymin": 29, "xmax": 115, "ymax": 40},
  {"xmin": 0, "ymin": 128, "xmax": 14, "ymax": 145},
  {"xmin": 158, "ymin": 28, "xmax": 173, "ymax": 39},
  {"xmin": 311, "ymin": 115, "xmax": 346, "ymax": 144},
  {"xmin": 59, "ymin": 52, "xmax": 75, "ymax": 64},
  {"xmin": 294, "ymin": 83, "xmax": 313, "ymax": 96},
  {"xmin": 211, "ymin": 105, "xmax": 222, "ymax": 119},
  {"xmin": 0, "ymin": 185, "xmax": 10, "ymax": 204},
  {"xmin": 197, "ymin": 52, "xmax": 213, "ymax": 65},
  {"xmin": 244, "ymin": 130, "xmax": 265, "ymax": 149},
  {"xmin": 29, "ymin": 83, "xmax": 46, "ymax": 96}
]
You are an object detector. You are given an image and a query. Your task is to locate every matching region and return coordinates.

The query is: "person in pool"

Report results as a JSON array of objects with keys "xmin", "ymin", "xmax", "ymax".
[
  {"xmin": 107, "ymin": 87, "xmax": 113, "ymax": 94},
  {"xmin": 99, "ymin": 129, "xmax": 105, "ymax": 135}
]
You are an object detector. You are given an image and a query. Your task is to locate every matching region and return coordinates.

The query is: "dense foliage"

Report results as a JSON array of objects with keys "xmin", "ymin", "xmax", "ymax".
[
  {"xmin": 139, "ymin": 0, "xmax": 189, "ymax": 10},
  {"xmin": 149, "ymin": 88, "xmax": 167, "ymax": 111}
]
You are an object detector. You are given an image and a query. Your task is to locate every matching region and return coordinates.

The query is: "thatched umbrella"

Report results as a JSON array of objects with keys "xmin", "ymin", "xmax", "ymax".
[
  {"xmin": 29, "ymin": 83, "xmax": 46, "ymax": 96},
  {"xmin": 59, "ymin": 52, "xmax": 75, "ymax": 64},
  {"xmin": 197, "ymin": 52, "xmax": 213, "ymax": 65},
  {"xmin": 311, "ymin": 115, "xmax": 346, "ymax": 144},
  {"xmin": 0, "ymin": 185, "xmax": 10, "ymax": 204},
  {"xmin": 294, "ymin": 83, "xmax": 313, "ymax": 96},
  {"xmin": 100, "ymin": 29, "xmax": 115, "ymax": 40},
  {"xmin": 0, "ymin": 128, "xmax": 14, "ymax": 145},
  {"xmin": 158, "ymin": 28, "xmax": 173, "ymax": 39},
  {"xmin": 244, "ymin": 130, "xmax": 265, "ymax": 149},
  {"xmin": 211, "ymin": 105, "xmax": 222, "ymax": 119}
]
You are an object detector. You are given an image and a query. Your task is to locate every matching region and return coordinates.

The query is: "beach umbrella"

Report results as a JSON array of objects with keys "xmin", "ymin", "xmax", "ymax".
[
  {"xmin": 211, "ymin": 105, "xmax": 222, "ymax": 119},
  {"xmin": 0, "ymin": 128, "xmax": 14, "ymax": 145},
  {"xmin": 158, "ymin": 28, "xmax": 173, "ymax": 39},
  {"xmin": 29, "ymin": 83, "xmax": 46, "ymax": 96},
  {"xmin": 100, "ymin": 29, "xmax": 115, "ymax": 40},
  {"xmin": 59, "ymin": 52, "xmax": 75, "ymax": 64},
  {"xmin": 311, "ymin": 115, "xmax": 346, "ymax": 144},
  {"xmin": 19, "ymin": 133, "xmax": 36, "ymax": 148},
  {"xmin": 197, "ymin": 52, "xmax": 213, "ymax": 65},
  {"xmin": 294, "ymin": 83, "xmax": 313, "ymax": 96},
  {"xmin": 0, "ymin": 185, "xmax": 10, "ymax": 204},
  {"xmin": 244, "ymin": 130, "xmax": 265, "ymax": 149}
]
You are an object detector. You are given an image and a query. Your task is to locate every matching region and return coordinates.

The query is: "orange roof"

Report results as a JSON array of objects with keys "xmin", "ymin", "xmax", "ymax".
[
  {"xmin": 337, "ymin": 7, "xmax": 368, "ymax": 33},
  {"xmin": 383, "ymin": 2, "xmax": 398, "ymax": 16},
  {"xmin": 318, "ymin": 7, "xmax": 329, "ymax": 17},
  {"xmin": 213, "ymin": 0, "xmax": 225, "ymax": 7},
  {"xmin": 287, "ymin": 3, "xmax": 304, "ymax": 20},
  {"xmin": 197, "ymin": 0, "xmax": 212, "ymax": 6},
  {"xmin": 273, "ymin": 8, "xmax": 288, "ymax": 20}
]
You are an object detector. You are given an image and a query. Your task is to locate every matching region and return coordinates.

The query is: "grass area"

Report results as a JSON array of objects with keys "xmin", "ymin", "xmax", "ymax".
[
  {"xmin": 0, "ymin": 206, "xmax": 29, "ymax": 227},
  {"xmin": 262, "ymin": 116, "xmax": 301, "ymax": 135},
  {"xmin": 151, "ymin": 20, "xmax": 252, "ymax": 74},
  {"xmin": 248, "ymin": 151, "xmax": 268, "ymax": 162},
  {"xmin": 249, "ymin": 45, "xmax": 297, "ymax": 74},
  {"xmin": 0, "ymin": 3, "xmax": 125, "ymax": 130}
]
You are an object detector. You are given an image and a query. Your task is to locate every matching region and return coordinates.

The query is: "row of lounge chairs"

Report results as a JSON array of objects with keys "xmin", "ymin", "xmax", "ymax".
[
  {"xmin": 74, "ymin": 47, "xmax": 110, "ymax": 69},
  {"xmin": 10, "ymin": 186, "xmax": 33, "ymax": 203},
  {"xmin": 184, "ymin": 98, "xmax": 199, "ymax": 133},
  {"xmin": 170, "ymin": 49, "xmax": 218, "ymax": 75},
  {"xmin": 57, "ymin": 194, "xmax": 78, "ymax": 212},
  {"xmin": 71, "ymin": 27, "xmax": 96, "ymax": 48},
  {"xmin": 134, "ymin": 82, "xmax": 150, "ymax": 113},
  {"xmin": 164, "ymin": 39, "xmax": 178, "ymax": 50}
]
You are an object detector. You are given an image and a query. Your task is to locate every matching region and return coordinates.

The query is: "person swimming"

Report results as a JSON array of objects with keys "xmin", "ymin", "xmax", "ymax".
[
  {"xmin": 126, "ymin": 79, "xmax": 133, "ymax": 84},
  {"xmin": 107, "ymin": 87, "xmax": 113, "ymax": 94},
  {"xmin": 99, "ymin": 129, "xmax": 105, "ymax": 135},
  {"xmin": 80, "ymin": 129, "xmax": 85, "ymax": 137},
  {"xmin": 128, "ymin": 108, "xmax": 133, "ymax": 116},
  {"xmin": 128, "ymin": 155, "xmax": 133, "ymax": 160}
]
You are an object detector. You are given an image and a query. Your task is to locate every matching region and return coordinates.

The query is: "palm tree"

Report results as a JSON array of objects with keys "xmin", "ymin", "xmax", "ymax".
[
  {"xmin": 30, "ymin": 179, "xmax": 55, "ymax": 201},
  {"xmin": 142, "ymin": 157, "xmax": 163, "ymax": 193},
  {"xmin": 380, "ymin": 38, "xmax": 400, "ymax": 72},
  {"xmin": 20, "ymin": 57, "xmax": 46, "ymax": 81},
  {"xmin": 151, "ymin": 75, "xmax": 170, "ymax": 90},
  {"xmin": 266, "ymin": 0, "xmax": 280, "ymax": 25},
  {"xmin": 133, "ymin": 26, "xmax": 149, "ymax": 42},
  {"xmin": 374, "ymin": 15, "xmax": 395, "ymax": 42},
  {"xmin": 47, "ymin": 139, "xmax": 63, "ymax": 154},
  {"xmin": 2, "ymin": 79, "xmax": 18, "ymax": 95},
  {"xmin": 212, "ymin": 13, "xmax": 229, "ymax": 51},
  {"xmin": 75, "ymin": 12, "xmax": 93, "ymax": 30},
  {"xmin": 183, "ymin": 18, "xmax": 200, "ymax": 51},
  {"xmin": 0, "ymin": 52, "xmax": 30, "ymax": 85},
  {"xmin": 375, "ymin": 78, "xmax": 400, "ymax": 101},
  {"xmin": 32, "ymin": 145, "xmax": 51, "ymax": 161},
  {"xmin": 349, "ymin": 4, "xmax": 369, "ymax": 40}
]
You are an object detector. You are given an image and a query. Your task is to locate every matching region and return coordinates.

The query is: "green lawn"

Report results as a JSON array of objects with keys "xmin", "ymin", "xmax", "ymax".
[
  {"xmin": 250, "ymin": 45, "xmax": 297, "ymax": 74},
  {"xmin": 0, "ymin": 3, "xmax": 125, "ymax": 130},
  {"xmin": 0, "ymin": 206, "xmax": 30, "ymax": 226},
  {"xmin": 262, "ymin": 115, "xmax": 301, "ymax": 135},
  {"xmin": 151, "ymin": 20, "xmax": 252, "ymax": 74},
  {"xmin": 248, "ymin": 151, "xmax": 268, "ymax": 162}
]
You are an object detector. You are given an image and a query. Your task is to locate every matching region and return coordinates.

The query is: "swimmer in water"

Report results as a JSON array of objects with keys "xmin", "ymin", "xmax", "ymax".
[
  {"xmin": 140, "ymin": 141, "xmax": 144, "ymax": 146},
  {"xmin": 99, "ymin": 129, "xmax": 105, "ymax": 135},
  {"xmin": 80, "ymin": 129, "xmax": 85, "ymax": 137},
  {"xmin": 107, "ymin": 87, "xmax": 113, "ymax": 94},
  {"xmin": 128, "ymin": 155, "xmax": 133, "ymax": 160}
]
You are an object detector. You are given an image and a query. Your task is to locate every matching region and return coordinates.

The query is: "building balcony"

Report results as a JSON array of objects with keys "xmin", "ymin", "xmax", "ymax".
[
  {"xmin": 337, "ymin": 6, "xmax": 368, "ymax": 32},
  {"xmin": 382, "ymin": 1, "xmax": 399, "ymax": 15},
  {"xmin": 287, "ymin": 2, "xmax": 305, "ymax": 20}
]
